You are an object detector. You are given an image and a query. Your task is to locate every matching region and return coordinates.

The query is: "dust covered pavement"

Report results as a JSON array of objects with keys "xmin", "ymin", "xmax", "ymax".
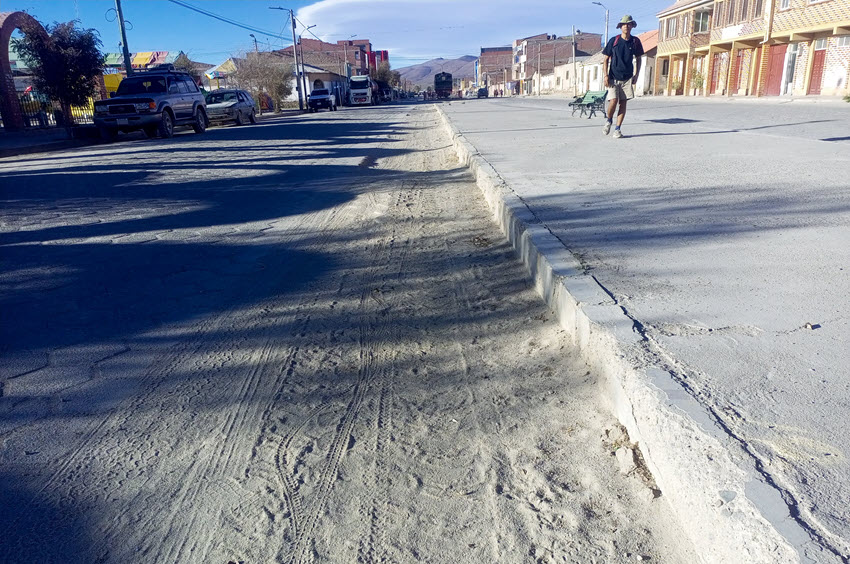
[{"xmin": 0, "ymin": 105, "xmax": 694, "ymax": 563}]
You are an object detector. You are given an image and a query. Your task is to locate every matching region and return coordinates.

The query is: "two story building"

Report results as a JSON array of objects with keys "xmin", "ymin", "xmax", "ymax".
[{"xmin": 656, "ymin": 0, "xmax": 850, "ymax": 97}]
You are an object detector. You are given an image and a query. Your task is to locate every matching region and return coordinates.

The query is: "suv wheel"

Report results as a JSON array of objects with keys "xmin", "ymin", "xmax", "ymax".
[
  {"xmin": 143, "ymin": 125, "xmax": 158, "ymax": 138},
  {"xmin": 249, "ymin": 110, "xmax": 257, "ymax": 124},
  {"xmin": 192, "ymin": 108, "xmax": 207, "ymax": 134},
  {"xmin": 158, "ymin": 109, "xmax": 175, "ymax": 138}
]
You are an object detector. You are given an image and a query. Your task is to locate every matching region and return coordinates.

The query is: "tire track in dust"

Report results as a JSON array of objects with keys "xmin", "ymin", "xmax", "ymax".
[
  {"xmin": 357, "ymin": 185, "xmax": 422, "ymax": 564},
  {"xmin": 6, "ymin": 183, "xmax": 356, "ymax": 562},
  {"xmin": 171, "ymin": 200, "xmax": 361, "ymax": 563}
]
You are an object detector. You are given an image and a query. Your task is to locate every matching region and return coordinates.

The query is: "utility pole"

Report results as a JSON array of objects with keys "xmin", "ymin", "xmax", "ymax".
[
  {"xmin": 270, "ymin": 7, "xmax": 303, "ymax": 111},
  {"xmin": 297, "ymin": 34, "xmax": 308, "ymax": 99},
  {"xmin": 572, "ymin": 26, "xmax": 579, "ymax": 95},
  {"xmin": 537, "ymin": 43, "xmax": 541, "ymax": 96},
  {"xmin": 115, "ymin": 0, "xmax": 133, "ymax": 75}
]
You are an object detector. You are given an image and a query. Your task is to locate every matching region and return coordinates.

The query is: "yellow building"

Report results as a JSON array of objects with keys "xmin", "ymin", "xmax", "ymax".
[{"xmin": 656, "ymin": 0, "xmax": 850, "ymax": 97}]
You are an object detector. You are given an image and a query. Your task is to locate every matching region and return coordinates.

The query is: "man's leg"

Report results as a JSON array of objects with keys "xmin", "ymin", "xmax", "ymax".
[
  {"xmin": 616, "ymin": 100, "xmax": 627, "ymax": 126},
  {"xmin": 606, "ymin": 98, "xmax": 618, "ymax": 121},
  {"xmin": 603, "ymin": 96, "xmax": 617, "ymax": 135}
]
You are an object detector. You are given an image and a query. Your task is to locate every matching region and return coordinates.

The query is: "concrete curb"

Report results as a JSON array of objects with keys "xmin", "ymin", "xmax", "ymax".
[{"xmin": 435, "ymin": 105, "xmax": 817, "ymax": 564}]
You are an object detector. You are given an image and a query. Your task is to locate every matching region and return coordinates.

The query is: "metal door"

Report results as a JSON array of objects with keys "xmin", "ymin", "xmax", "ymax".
[
  {"xmin": 807, "ymin": 47, "xmax": 826, "ymax": 95},
  {"xmin": 733, "ymin": 50, "xmax": 745, "ymax": 93},
  {"xmin": 711, "ymin": 53, "xmax": 721, "ymax": 94},
  {"xmin": 765, "ymin": 44, "xmax": 787, "ymax": 96}
]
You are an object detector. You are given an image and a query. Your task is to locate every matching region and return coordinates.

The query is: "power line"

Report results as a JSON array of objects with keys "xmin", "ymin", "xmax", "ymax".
[{"xmin": 167, "ymin": 0, "xmax": 290, "ymax": 40}]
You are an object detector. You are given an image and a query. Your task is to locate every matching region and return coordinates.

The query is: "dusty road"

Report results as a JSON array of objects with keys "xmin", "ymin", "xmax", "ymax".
[{"xmin": 1, "ymin": 105, "xmax": 694, "ymax": 563}]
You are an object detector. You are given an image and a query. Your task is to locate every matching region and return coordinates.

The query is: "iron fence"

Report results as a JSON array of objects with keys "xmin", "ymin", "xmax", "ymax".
[{"xmin": 2, "ymin": 92, "xmax": 97, "ymax": 130}]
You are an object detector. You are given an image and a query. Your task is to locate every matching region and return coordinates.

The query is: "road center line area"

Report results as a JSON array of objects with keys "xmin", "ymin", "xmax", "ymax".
[{"xmin": 0, "ymin": 105, "xmax": 697, "ymax": 563}]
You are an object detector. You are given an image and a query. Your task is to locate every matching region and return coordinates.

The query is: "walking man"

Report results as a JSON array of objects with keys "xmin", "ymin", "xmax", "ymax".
[{"xmin": 602, "ymin": 15, "xmax": 644, "ymax": 139}]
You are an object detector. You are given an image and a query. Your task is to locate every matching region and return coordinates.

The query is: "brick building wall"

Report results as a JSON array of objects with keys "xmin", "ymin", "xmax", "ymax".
[
  {"xmin": 479, "ymin": 47, "xmax": 513, "ymax": 85},
  {"xmin": 823, "ymin": 36, "xmax": 850, "ymax": 94},
  {"xmin": 772, "ymin": 0, "xmax": 850, "ymax": 34}
]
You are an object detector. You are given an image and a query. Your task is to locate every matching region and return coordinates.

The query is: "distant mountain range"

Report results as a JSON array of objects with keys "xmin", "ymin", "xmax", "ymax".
[{"xmin": 396, "ymin": 56, "xmax": 477, "ymax": 88}]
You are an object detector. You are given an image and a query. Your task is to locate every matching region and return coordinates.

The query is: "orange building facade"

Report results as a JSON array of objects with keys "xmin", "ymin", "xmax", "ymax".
[{"xmin": 656, "ymin": 0, "xmax": 850, "ymax": 97}]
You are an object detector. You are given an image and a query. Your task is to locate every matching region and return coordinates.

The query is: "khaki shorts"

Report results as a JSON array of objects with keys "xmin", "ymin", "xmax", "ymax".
[{"xmin": 608, "ymin": 79, "xmax": 635, "ymax": 101}]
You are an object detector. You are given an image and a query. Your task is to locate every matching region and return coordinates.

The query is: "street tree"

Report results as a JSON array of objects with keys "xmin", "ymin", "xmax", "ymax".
[
  {"xmin": 373, "ymin": 61, "xmax": 393, "ymax": 84},
  {"xmin": 12, "ymin": 20, "xmax": 104, "ymax": 126},
  {"xmin": 173, "ymin": 52, "xmax": 206, "ymax": 85},
  {"xmin": 232, "ymin": 52, "xmax": 294, "ymax": 113}
]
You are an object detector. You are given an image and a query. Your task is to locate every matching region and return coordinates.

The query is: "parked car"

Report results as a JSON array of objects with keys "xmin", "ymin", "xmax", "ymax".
[
  {"xmin": 477, "ymin": 88, "xmax": 489, "ymax": 98},
  {"xmin": 93, "ymin": 65, "xmax": 207, "ymax": 140},
  {"xmin": 307, "ymin": 89, "xmax": 337, "ymax": 112},
  {"xmin": 205, "ymin": 89, "xmax": 257, "ymax": 125}
]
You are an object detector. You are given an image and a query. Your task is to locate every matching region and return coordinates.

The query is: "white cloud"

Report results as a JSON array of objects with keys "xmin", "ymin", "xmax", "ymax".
[{"xmin": 296, "ymin": 0, "xmax": 671, "ymax": 65}]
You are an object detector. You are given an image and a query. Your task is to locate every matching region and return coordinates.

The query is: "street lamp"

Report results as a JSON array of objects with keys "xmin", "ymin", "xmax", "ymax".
[
  {"xmin": 592, "ymin": 1, "xmax": 609, "ymax": 48},
  {"xmin": 298, "ymin": 24, "xmax": 316, "ymax": 97},
  {"xmin": 343, "ymin": 34, "xmax": 356, "ymax": 77},
  {"xmin": 249, "ymin": 33, "xmax": 258, "ymax": 53}
]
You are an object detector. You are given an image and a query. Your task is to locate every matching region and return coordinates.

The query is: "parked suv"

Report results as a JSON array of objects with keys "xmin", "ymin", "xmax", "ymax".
[
  {"xmin": 307, "ymin": 89, "xmax": 337, "ymax": 112},
  {"xmin": 94, "ymin": 65, "xmax": 207, "ymax": 140}
]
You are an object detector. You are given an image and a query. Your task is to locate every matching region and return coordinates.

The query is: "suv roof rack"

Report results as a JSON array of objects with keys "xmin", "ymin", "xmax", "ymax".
[{"xmin": 136, "ymin": 64, "xmax": 190, "ymax": 74}]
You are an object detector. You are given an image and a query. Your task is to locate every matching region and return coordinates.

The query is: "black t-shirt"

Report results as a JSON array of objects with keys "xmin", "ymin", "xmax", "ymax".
[{"xmin": 602, "ymin": 34, "xmax": 644, "ymax": 81}]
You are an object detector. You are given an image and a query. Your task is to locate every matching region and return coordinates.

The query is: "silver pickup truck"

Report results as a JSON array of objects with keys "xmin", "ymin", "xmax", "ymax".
[{"xmin": 307, "ymin": 89, "xmax": 337, "ymax": 112}]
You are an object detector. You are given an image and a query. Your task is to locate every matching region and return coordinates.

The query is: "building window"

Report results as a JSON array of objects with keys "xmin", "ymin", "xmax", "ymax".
[
  {"xmin": 754, "ymin": 0, "xmax": 764, "ymax": 15},
  {"xmin": 779, "ymin": 0, "xmax": 790, "ymax": 8},
  {"xmin": 593, "ymin": 66, "xmax": 598, "ymax": 79},
  {"xmin": 662, "ymin": 59, "xmax": 670, "ymax": 75},
  {"xmin": 695, "ymin": 11, "xmax": 711, "ymax": 32},
  {"xmin": 683, "ymin": 13, "xmax": 690, "ymax": 34},
  {"xmin": 727, "ymin": 0, "xmax": 737, "ymax": 23},
  {"xmin": 740, "ymin": 0, "xmax": 749, "ymax": 21},
  {"xmin": 355, "ymin": 51, "xmax": 359, "ymax": 59},
  {"xmin": 714, "ymin": 2, "xmax": 725, "ymax": 27},
  {"xmin": 666, "ymin": 17, "xmax": 678, "ymax": 38},
  {"xmin": 837, "ymin": 36, "xmax": 850, "ymax": 47},
  {"xmin": 814, "ymin": 38, "xmax": 827, "ymax": 50}
]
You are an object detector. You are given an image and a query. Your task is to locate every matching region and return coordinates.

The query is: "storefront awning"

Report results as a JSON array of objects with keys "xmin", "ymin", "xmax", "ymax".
[
  {"xmin": 131, "ymin": 51, "xmax": 154, "ymax": 68},
  {"xmin": 104, "ymin": 53, "xmax": 123, "ymax": 66},
  {"xmin": 149, "ymin": 51, "xmax": 169, "ymax": 66}
]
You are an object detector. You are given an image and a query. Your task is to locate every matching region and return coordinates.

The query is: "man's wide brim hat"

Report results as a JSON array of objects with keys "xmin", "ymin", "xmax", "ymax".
[{"xmin": 616, "ymin": 14, "xmax": 637, "ymax": 28}]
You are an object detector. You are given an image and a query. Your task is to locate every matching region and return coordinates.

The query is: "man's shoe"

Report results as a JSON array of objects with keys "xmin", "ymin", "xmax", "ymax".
[
  {"xmin": 613, "ymin": 129, "xmax": 623, "ymax": 139},
  {"xmin": 603, "ymin": 121, "xmax": 612, "ymax": 135}
]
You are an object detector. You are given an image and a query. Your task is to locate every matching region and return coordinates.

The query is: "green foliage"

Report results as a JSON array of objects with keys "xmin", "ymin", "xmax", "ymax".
[
  {"xmin": 844, "ymin": 94, "xmax": 850, "ymax": 103},
  {"xmin": 233, "ymin": 52, "xmax": 294, "ymax": 112},
  {"xmin": 690, "ymin": 68, "xmax": 705, "ymax": 90},
  {"xmin": 373, "ymin": 60, "xmax": 393, "ymax": 84},
  {"xmin": 12, "ymin": 20, "xmax": 104, "ymax": 113}
]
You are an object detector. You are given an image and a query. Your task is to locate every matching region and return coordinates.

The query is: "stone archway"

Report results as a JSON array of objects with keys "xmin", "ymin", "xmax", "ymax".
[
  {"xmin": 313, "ymin": 79, "xmax": 325, "ymax": 90},
  {"xmin": 0, "ymin": 11, "xmax": 48, "ymax": 131}
]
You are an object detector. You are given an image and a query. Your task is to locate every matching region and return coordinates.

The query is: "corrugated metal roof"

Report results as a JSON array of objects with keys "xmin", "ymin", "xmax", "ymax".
[
  {"xmin": 658, "ymin": 0, "xmax": 713, "ymax": 17},
  {"xmin": 638, "ymin": 30, "xmax": 659, "ymax": 52}
]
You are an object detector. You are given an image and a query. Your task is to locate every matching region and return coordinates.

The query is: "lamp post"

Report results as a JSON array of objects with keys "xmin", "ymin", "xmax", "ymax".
[
  {"xmin": 269, "ymin": 7, "xmax": 304, "ymax": 110},
  {"xmin": 298, "ymin": 24, "xmax": 316, "ymax": 99},
  {"xmin": 592, "ymin": 1, "xmax": 609, "ymax": 48},
  {"xmin": 343, "ymin": 34, "xmax": 356, "ymax": 77}
]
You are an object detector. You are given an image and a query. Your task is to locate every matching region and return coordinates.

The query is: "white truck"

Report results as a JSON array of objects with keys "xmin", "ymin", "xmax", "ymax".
[{"xmin": 349, "ymin": 75, "xmax": 379, "ymax": 106}]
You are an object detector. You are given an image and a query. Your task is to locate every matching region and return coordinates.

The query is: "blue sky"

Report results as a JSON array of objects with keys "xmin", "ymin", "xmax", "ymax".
[{"xmin": 5, "ymin": 0, "xmax": 675, "ymax": 68}]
